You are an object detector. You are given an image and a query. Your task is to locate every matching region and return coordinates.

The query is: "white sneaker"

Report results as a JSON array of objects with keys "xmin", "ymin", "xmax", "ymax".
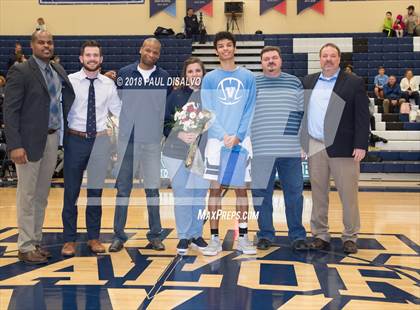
[
  {"xmin": 237, "ymin": 234, "xmax": 257, "ymax": 255},
  {"xmin": 202, "ymin": 236, "xmax": 222, "ymax": 256}
]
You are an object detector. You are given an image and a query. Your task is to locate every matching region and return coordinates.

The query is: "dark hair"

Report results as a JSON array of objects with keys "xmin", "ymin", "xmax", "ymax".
[
  {"xmin": 386, "ymin": 11, "xmax": 392, "ymax": 15},
  {"xmin": 15, "ymin": 42, "xmax": 22, "ymax": 47},
  {"xmin": 80, "ymin": 40, "xmax": 102, "ymax": 56},
  {"xmin": 378, "ymin": 66, "xmax": 385, "ymax": 70},
  {"xmin": 260, "ymin": 46, "xmax": 281, "ymax": 58},
  {"xmin": 405, "ymin": 68, "xmax": 413, "ymax": 75},
  {"xmin": 182, "ymin": 57, "xmax": 206, "ymax": 79},
  {"xmin": 319, "ymin": 43, "xmax": 341, "ymax": 57},
  {"xmin": 213, "ymin": 31, "xmax": 236, "ymax": 49},
  {"xmin": 187, "ymin": 7, "xmax": 193, "ymax": 12}
]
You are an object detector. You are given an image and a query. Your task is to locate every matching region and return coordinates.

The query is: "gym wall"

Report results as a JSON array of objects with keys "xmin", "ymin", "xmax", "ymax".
[{"xmin": 0, "ymin": 0, "xmax": 415, "ymax": 35}]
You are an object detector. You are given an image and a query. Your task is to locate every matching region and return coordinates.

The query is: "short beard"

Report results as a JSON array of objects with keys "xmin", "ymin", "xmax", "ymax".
[{"xmin": 83, "ymin": 63, "xmax": 101, "ymax": 72}]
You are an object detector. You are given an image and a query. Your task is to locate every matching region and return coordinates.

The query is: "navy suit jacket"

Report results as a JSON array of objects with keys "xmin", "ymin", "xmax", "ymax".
[{"xmin": 300, "ymin": 70, "xmax": 370, "ymax": 158}]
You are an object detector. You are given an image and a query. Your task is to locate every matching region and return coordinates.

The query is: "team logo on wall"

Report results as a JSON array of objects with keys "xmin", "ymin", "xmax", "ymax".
[
  {"xmin": 297, "ymin": 0, "xmax": 324, "ymax": 15},
  {"xmin": 186, "ymin": 0, "xmax": 213, "ymax": 16},
  {"xmin": 217, "ymin": 77, "xmax": 244, "ymax": 106},
  {"xmin": 0, "ymin": 228, "xmax": 418, "ymax": 308},
  {"xmin": 260, "ymin": 0, "xmax": 287, "ymax": 16}
]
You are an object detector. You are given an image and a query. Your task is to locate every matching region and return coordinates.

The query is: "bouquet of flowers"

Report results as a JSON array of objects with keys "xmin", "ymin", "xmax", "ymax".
[{"xmin": 173, "ymin": 101, "xmax": 212, "ymax": 168}]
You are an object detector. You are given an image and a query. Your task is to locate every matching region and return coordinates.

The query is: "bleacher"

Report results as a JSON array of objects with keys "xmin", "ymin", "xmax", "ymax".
[
  {"xmin": 0, "ymin": 35, "xmax": 193, "ymax": 77},
  {"xmin": 1, "ymin": 32, "xmax": 419, "ymax": 180}
]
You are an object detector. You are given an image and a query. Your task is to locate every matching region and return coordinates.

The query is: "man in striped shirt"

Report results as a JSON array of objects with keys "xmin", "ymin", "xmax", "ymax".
[{"xmin": 250, "ymin": 46, "xmax": 308, "ymax": 251}]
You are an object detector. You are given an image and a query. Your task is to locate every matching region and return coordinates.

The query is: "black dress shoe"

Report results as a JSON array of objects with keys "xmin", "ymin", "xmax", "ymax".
[
  {"xmin": 149, "ymin": 238, "xmax": 165, "ymax": 251},
  {"xmin": 292, "ymin": 239, "xmax": 309, "ymax": 251},
  {"xmin": 109, "ymin": 239, "xmax": 124, "ymax": 252},
  {"xmin": 343, "ymin": 240, "xmax": 358, "ymax": 254},
  {"xmin": 256, "ymin": 238, "xmax": 272, "ymax": 250},
  {"xmin": 308, "ymin": 238, "xmax": 330, "ymax": 251}
]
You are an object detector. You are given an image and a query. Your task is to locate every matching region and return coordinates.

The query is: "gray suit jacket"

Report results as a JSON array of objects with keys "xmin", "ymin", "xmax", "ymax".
[{"xmin": 4, "ymin": 56, "xmax": 75, "ymax": 161}]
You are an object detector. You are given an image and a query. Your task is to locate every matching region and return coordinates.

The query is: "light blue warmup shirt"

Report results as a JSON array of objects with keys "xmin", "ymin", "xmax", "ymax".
[{"xmin": 201, "ymin": 66, "xmax": 256, "ymax": 141}]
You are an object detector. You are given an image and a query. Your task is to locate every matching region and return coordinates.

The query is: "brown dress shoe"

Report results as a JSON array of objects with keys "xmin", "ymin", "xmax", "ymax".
[
  {"xmin": 343, "ymin": 240, "xmax": 358, "ymax": 254},
  {"xmin": 87, "ymin": 240, "xmax": 105, "ymax": 253},
  {"xmin": 308, "ymin": 238, "xmax": 330, "ymax": 250},
  {"xmin": 18, "ymin": 250, "xmax": 48, "ymax": 265},
  {"xmin": 36, "ymin": 245, "xmax": 52, "ymax": 258},
  {"xmin": 62, "ymin": 242, "xmax": 76, "ymax": 256}
]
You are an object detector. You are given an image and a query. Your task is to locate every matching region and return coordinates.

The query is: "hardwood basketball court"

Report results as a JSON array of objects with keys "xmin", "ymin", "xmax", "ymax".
[{"xmin": 0, "ymin": 186, "xmax": 419, "ymax": 309}]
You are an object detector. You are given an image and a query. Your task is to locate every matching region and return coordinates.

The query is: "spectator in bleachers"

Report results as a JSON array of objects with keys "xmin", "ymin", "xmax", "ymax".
[
  {"xmin": 0, "ymin": 75, "xmax": 5, "ymax": 107},
  {"xmin": 403, "ymin": 5, "xmax": 419, "ymax": 36},
  {"xmin": 35, "ymin": 17, "xmax": 47, "ymax": 31},
  {"xmin": 7, "ymin": 42, "xmax": 25, "ymax": 69},
  {"xmin": 344, "ymin": 64, "xmax": 354, "ymax": 74},
  {"xmin": 184, "ymin": 8, "xmax": 199, "ymax": 39},
  {"xmin": 400, "ymin": 69, "xmax": 420, "ymax": 105},
  {"xmin": 14, "ymin": 53, "xmax": 27, "ymax": 66},
  {"xmin": 103, "ymin": 70, "xmax": 117, "ymax": 81},
  {"xmin": 382, "ymin": 11, "xmax": 394, "ymax": 37},
  {"xmin": 383, "ymin": 75, "xmax": 405, "ymax": 113},
  {"xmin": 50, "ymin": 55, "xmax": 60, "ymax": 64},
  {"xmin": 374, "ymin": 66, "xmax": 388, "ymax": 99},
  {"xmin": 393, "ymin": 14, "xmax": 405, "ymax": 38}
]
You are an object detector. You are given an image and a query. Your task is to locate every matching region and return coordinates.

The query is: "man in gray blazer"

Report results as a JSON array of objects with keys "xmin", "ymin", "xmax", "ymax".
[{"xmin": 4, "ymin": 30, "xmax": 75, "ymax": 264}]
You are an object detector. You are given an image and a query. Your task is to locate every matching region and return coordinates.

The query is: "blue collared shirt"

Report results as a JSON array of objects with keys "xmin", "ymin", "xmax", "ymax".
[{"xmin": 307, "ymin": 69, "xmax": 340, "ymax": 141}]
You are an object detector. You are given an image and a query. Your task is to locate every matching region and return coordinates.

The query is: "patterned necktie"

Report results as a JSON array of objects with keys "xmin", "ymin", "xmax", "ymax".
[
  {"xmin": 86, "ymin": 77, "xmax": 97, "ymax": 138},
  {"xmin": 45, "ymin": 65, "xmax": 60, "ymax": 130}
]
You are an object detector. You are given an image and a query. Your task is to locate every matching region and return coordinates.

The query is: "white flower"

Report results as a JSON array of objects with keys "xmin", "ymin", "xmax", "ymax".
[
  {"xmin": 190, "ymin": 112, "xmax": 196, "ymax": 119},
  {"xmin": 198, "ymin": 112, "xmax": 204, "ymax": 119}
]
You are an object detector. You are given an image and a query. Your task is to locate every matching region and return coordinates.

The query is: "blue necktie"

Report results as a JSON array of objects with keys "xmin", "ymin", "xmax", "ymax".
[
  {"xmin": 45, "ymin": 66, "xmax": 60, "ymax": 130},
  {"xmin": 86, "ymin": 77, "xmax": 97, "ymax": 138}
]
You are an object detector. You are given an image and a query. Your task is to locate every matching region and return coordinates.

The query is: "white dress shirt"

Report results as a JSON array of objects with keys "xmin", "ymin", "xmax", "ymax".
[{"xmin": 68, "ymin": 69, "xmax": 121, "ymax": 132}]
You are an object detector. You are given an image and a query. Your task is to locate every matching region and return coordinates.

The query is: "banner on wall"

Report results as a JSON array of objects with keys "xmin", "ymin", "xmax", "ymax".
[
  {"xmin": 260, "ymin": 0, "xmax": 287, "ymax": 15},
  {"xmin": 40, "ymin": 0, "xmax": 144, "ymax": 4},
  {"xmin": 186, "ymin": 0, "xmax": 213, "ymax": 17},
  {"xmin": 150, "ymin": 0, "xmax": 176, "ymax": 17},
  {"xmin": 297, "ymin": 0, "xmax": 324, "ymax": 15}
]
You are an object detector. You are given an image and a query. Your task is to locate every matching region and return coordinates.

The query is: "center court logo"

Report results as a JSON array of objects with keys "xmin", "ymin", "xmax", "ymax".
[
  {"xmin": 217, "ymin": 77, "xmax": 244, "ymax": 105},
  {"xmin": 0, "ymin": 228, "xmax": 418, "ymax": 309}
]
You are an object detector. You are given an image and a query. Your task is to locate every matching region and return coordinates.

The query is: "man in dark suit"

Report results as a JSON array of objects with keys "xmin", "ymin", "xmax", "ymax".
[
  {"xmin": 300, "ymin": 43, "xmax": 370, "ymax": 254},
  {"xmin": 4, "ymin": 30, "xmax": 75, "ymax": 264}
]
